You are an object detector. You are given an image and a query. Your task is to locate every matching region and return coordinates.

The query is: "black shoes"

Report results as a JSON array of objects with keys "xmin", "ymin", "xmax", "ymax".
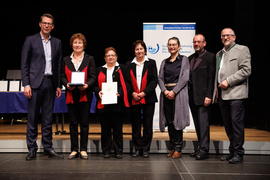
[
  {"xmin": 195, "ymin": 152, "xmax": 209, "ymax": 160},
  {"xmin": 228, "ymin": 154, "xmax": 243, "ymax": 164},
  {"xmin": 220, "ymin": 154, "xmax": 234, "ymax": 161},
  {"xmin": 220, "ymin": 153, "xmax": 243, "ymax": 164},
  {"xmin": 103, "ymin": 154, "xmax": 123, "ymax": 159},
  {"xmin": 132, "ymin": 150, "xmax": 149, "ymax": 158},
  {"xmin": 44, "ymin": 150, "xmax": 64, "ymax": 159},
  {"xmin": 115, "ymin": 154, "xmax": 123, "ymax": 159},
  {"xmin": 26, "ymin": 150, "xmax": 64, "ymax": 161},
  {"xmin": 132, "ymin": 150, "xmax": 141, "ymax": 157},
  {"xmin": 190, "ymin": 150, "xmax": 199, "ymax": 157},
  {"xmin": 190, "ymin": 150, "xmax": 208, "ymax": 160},
  {"xmin": 142, "ymin": 151, "xmax": 149, "ymax": 158},
  {"xmin": 26, "ymin": 151, "xmax": 36, "ymax": 161}
]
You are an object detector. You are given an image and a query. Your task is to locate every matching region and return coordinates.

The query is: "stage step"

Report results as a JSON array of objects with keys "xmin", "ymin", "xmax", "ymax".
[
  {"xmin": 0, "ymin": 139, "xmax": 270, "ymax": 154},
  {"xmin": 1, "ymin": 124, "xmax": 270, "ymax": 154}
]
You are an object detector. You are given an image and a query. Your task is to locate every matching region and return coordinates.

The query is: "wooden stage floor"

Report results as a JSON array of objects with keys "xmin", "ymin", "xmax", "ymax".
[{"xmin": 0, "ymin": 123, "xmax": 270, "ymax": 142}]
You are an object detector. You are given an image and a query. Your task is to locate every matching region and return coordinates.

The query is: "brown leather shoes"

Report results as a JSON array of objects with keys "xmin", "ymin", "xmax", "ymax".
[
  {"xmin": 172, "ymin": 151, "xmax": 182, "ymax": 159},
  {"xmin": 167, "ymin": 150, "xmax": 175, "ymax": 158}
]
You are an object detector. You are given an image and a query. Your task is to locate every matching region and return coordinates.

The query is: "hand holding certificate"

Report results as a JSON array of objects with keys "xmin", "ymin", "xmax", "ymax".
[{"xmin": 100, "ymin": 82, "xmax": 118, "ymax": 105}]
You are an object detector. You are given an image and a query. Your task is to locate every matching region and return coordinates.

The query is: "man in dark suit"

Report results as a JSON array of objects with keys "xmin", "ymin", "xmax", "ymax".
[
  {"xmin": 21, "ymin": 13, "xmax": 63, "ymax": 160},
  {"xmin": 188, "ymin": 34, "xmax": 215, "ymax": 160}
]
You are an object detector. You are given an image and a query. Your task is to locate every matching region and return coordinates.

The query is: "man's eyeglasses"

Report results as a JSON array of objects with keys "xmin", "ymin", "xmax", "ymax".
[
  {"xmin": 221, "ymin": 34, "xmax": 234, "ymax": 38},
  {"xmin": 193, "ymin": 41, "xmax": 205, "ymax": 44},
  {"xmin": 40, "ymin": 22, "xmax": 53, "ymax": 27}
]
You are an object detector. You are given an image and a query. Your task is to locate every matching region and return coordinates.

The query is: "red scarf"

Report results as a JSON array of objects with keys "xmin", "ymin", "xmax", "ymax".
[
  {"xmin": 130, "ymin": 69, "xmax": 148, "ymax": 105},
  {"xmin": 97, "ymin": 68, "xmax": 130, "ymax": 109},
  {"xmin": 65, "ymin": 65, "xmax": 88, "ymax": 104}
]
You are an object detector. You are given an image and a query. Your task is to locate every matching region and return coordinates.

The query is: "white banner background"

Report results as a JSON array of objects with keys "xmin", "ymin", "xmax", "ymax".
[{"xmin": 143, "ymin": 22, "xmax": 196, "ymax": 132}]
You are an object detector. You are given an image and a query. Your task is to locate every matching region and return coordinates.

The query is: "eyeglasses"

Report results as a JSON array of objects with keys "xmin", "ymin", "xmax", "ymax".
[
  {"xmin": 221, "ymin": 34, "xmax": 234, "ymax": 38},
  {"xmin": 40, "ymin": 22, "xmax": 53, "ymax": 27},
  {"xmin": 193, "ymin": 41, "xmax": 204, "ymax": 44},
  {"xmin": 105, "ymin": 54, "xmax": 116, "ymax": 58},
  {"xmin": 168, "ymin": 43, "xmax": 178, "ymax": 47}
]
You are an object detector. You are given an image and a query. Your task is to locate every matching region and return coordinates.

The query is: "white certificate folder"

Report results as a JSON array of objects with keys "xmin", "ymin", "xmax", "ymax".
[
  {"xmin": 68, "ymin": 71, "xmax": 85, "ymax": 86},
  {"xmin": 101, "ymin": 82, "xmax": 118, "ymax": 105}
]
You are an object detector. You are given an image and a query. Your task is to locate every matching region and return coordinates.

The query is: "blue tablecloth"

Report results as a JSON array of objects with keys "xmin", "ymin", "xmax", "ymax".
[{"xmin": 0, "ymin": 92, "xmax": 97, "ymax": 113}]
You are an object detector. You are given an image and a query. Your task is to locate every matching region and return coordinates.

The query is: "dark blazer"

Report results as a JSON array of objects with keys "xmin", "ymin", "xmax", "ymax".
[
  {"xmin": 94, "ymin": 64, "xmax": 129, "ymax": 113},
  {"xmin": 126, "ymin": 58, "xmax": 158, "ymax": 104},
  {"xmin": 21, "ymin": 33, "xmax": 62, "ymax": 89},
  {"xmin": 61, "ymin": 53, "xmax": 96, "ymax": 102},
  {"xmin": 188, "ymin": 50, "xmax": 216, "ymax": 105}
]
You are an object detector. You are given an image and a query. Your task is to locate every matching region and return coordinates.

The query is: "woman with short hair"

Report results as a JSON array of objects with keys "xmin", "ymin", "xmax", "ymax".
[
  {"xmin": 94, "ymin": 47, "xmax": 130, "ymax": 159},
  {"xmin": 61, "ymin": 33, "xmax": 96, "ymax": 160},
  {"xmin": 126, "ymin": 40, "xmax": 158, "ymax": 158}
]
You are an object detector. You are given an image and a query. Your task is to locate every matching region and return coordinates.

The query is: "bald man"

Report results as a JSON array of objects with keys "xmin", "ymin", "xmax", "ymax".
[
  {"xmin": 213, "ymin": 28, "xmax": 251, "ymax": 164},
  {"xmin": 188, "ymin": 34, "xmax": 215, "ymax": 160}
]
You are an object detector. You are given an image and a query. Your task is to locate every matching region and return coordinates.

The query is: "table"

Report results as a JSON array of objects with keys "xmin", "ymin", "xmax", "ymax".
[
  {"xmin": 0, "ymin": 92, "xmax": 97, "ymax": 113},
  {"xmin": 0, "ymin": 92, "xmax": 97, "ymax": 134}
]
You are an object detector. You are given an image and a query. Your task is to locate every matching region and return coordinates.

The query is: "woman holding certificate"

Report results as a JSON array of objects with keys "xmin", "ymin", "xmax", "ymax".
[
  {"xmin": 61, "ymin": 33, "xmax": 96, "ymax": 160},
  {"xmin": 126, "ymin": 40, "xmax": 158, "ymax": 158},
  {"xmin": 158, "ymin": 37, "xmax": 190, "ymax": 159},
  {"xmin": 95, "ymin": 47, "xmax": 129, "ymax": 159}
]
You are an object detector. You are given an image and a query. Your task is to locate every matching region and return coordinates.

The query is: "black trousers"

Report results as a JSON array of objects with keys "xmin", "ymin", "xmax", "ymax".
[
  {"xmin": 67, "ymin": 101, "xmax": 90, "ymax": 152},
  {"xmin": 131, "ymin": 103, "xmax": 155, "ymax": 152},
  {"xmin": 26, "ymin": 78, "xmax": 54, "ymax": 152},
  {"xmin": 163, "ymin": 86, "xmax": 183, "ymax": 152},
  {"xmin": 219, "ymin": 98, "xmax": 245, "ymax": 157},
  {"xmin": 189, "ymin": 95, "xmax": 210, "ymax": 153},
  {"xmin": 100, "ymin": 112, "xmax": 123, "ymax": 155}
]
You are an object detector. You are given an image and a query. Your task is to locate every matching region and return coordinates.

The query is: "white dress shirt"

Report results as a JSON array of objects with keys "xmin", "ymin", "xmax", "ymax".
[
  {"xmin": 70, "ymin": 51, "xmax": 84, "ymax": 71},
  {"xmin": 218, "ymin": 48, "xmax": 226, "ymax": 84},
  {"xmin": 102, "ymin": 62, "xmax": 119, "ymax": 83},
  {"xmin": 40, "ymin": 32, "xmax": 52, "ymax": 75},
  {"xmin": 131, "ymin": 56, "xmax": 149, "ymax": 91}
]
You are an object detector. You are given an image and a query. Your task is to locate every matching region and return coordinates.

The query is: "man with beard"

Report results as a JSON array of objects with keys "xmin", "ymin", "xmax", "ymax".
[
  {"xmin": 188, "ymin": 34, "xmax": 215, "ymax": 160},
  {"xmin": 213, "ymin": 28, "xmax": 251, "ymax": 164}
]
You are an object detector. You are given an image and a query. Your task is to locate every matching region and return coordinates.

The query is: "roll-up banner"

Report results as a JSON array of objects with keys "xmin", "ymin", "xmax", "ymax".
[{"xmin": 143, "ymin": 22, "xmax": 196, "ymax": 132}]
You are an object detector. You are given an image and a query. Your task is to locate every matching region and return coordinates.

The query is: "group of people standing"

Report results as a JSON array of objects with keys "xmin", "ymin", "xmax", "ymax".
[{"xmin": 21, "ymin": 13, "xmax": 251, "ymax": 164}]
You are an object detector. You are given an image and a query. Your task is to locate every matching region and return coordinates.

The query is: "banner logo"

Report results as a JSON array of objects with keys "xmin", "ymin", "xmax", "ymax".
[{"xmin": 148, "ymin": 44, "xmax": 159, "ymax": 54}]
